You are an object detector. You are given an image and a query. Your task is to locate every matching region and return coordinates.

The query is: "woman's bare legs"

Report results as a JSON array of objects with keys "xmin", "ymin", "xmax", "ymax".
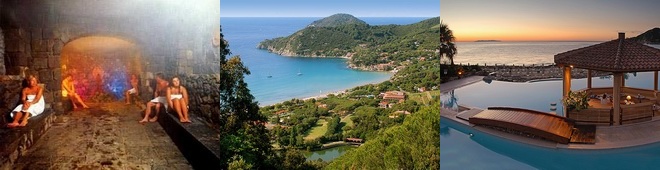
[
  {"xmin": 7, "ymin": 112, "xmax": 25, "ymax": 128},
  {"xmin": 69, "ymin": 96, "xmax": 77, "ymax": 109},
  {"xmin": 172, "ymin": 99, "xmax": 184, "ymax": 122},
  {"xmin": 18, "ymin": 113, "xmax": 30, "ymax": 126},
  {"xmin": 74, "ymin": 94, "xmax": 90, "ymax": 108},
  {"xmin": 181, "ymin": 100, "xmax": 190, "ymax": 123},
  {"xmin": 70, "ymin": 94, "xmax": 89, "ymax": 109}
]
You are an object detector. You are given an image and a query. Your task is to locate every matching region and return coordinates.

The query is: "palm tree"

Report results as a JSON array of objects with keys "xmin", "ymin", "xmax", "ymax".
[{"xmin": 440, "ymin": 21, "xmax": 457, "ymax": 66}]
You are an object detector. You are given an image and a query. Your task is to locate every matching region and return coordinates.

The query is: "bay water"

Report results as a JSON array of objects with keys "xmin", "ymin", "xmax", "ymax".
[{"xmin": 220, "ymin": 17, "xmax": 430, "ymax": 106}]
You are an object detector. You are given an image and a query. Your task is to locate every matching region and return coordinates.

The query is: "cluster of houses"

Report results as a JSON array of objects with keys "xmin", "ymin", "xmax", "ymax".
[{"xmin": 378, "ymin": 91, "xmax": 406, "ymax": 108}]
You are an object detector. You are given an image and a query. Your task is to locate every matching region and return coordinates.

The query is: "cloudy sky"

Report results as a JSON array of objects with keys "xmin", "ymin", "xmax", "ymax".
[{"xmin": 442, "ymin": 0, "xmax": 660, "ymax": 41}]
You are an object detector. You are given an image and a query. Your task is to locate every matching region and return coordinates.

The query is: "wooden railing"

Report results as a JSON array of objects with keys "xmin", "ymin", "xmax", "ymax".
[
  {"xmin": 567, "ymin": 108, "xmax": 613, "ymax": 126},
  {"xmin": 620, "ymin": 102, "xmax": 655, "ymax": 125}
]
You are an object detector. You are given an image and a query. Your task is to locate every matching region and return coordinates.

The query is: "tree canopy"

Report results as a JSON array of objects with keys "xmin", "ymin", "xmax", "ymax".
[{"xmin": 325, "ymin": 103, "xmax": 440, "ymax": 169}]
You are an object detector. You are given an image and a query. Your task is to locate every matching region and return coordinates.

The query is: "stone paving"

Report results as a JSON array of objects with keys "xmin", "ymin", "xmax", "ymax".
[{"xmin": 11, "ymin": 102, "xmax": 192, "ymax": 169}]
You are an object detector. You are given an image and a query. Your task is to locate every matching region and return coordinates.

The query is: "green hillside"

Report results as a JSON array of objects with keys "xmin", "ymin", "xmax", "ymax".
[
  {"xmin": 258, "ymin": 14, "xmax": 440, "ymax": 71},
  {"xmin": 324, "ymin": 103, "xmax": 440, "ymax": 169},
  {"xmin": 308, "ymin": 13, "xmax": 367, "ymax": 27}
]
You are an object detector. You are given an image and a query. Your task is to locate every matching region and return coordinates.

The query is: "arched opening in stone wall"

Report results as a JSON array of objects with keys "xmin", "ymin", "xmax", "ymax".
[{"xmin": 60, "ymin": 36, "xmax": 142, "ymax": 102}]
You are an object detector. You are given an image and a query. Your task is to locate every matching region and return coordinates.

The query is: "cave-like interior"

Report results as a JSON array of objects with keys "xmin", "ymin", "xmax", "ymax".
[{"xmin": 60, "ymin": 36, "xmax": 142, "ymax": 102}]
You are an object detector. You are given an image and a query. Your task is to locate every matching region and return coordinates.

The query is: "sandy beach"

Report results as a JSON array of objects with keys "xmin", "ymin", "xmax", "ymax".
[
  {"xmin": 302, "ymin": 90, "xmax": 347, "ymax": 101},
  {"xmin": 261, "ymin": 78, "xmax": 390, "ymax": 107}
]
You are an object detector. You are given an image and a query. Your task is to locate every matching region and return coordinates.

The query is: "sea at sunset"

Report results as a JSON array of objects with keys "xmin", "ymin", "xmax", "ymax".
[
  {"xmin": 220, "ymin": 17, "xmax": 430, "ymax": 106},
  {"xmin": 450, "ymin": 41, "xmax": 660, "ymax": 65},
  {"xmin": 450, "ymin": 41, "xmax": 598, "ymax": 65}
]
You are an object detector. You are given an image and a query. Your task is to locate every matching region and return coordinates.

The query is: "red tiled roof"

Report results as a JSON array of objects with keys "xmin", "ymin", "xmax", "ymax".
[{"xmin": 555, "ymin": 38, "xmax": 660, "ymax": 72}]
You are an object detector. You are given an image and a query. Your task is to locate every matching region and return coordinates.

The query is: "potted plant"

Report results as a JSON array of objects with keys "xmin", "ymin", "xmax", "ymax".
[{"xmin": 563, "ymin": 90, "xmax": 589, "ymax": 112}]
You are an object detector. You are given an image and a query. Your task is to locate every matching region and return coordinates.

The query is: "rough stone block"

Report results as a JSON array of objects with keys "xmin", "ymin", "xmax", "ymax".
[
  {"xmin": 5, "ymin": 39, "xmax": 25, "ymax": 52},
  {"xmin": 49, "ymin": 81, "xmax": 61, "ymax": 92},
  {"xmin": 54, "ymin": 27, "xmax": 72, "ymax": 43},
  {"xmin": 31, "ymin": 40, "xmax": 53, "ymax": 52},
  {"xmin": 48, "ymin": 57, "xmax": 60, "ymax": 68},
  {"xmin": 44, "ymin": 91, "xmax": 54, "ymax": 103},
  {"xmin": 52, "ymin": 41, "xmax": 63, "ymax": 55},
  {"xmin": 52, "ymin": 68, "xmax": 61, "ymax": 81},
  {"xmin": 6, "ymin": 28, "xmax": 27, "ymax": 39},
  {"xmin": 17, "ymin": 54, "xmax": 28, "ymax": 66},
  {"xmin": 33, "ymin": 58, "xmax": 48, "ymax": 69},
  {"xmin": 39, "ymin": 70, "xmax": 52, "ymax": 81}
]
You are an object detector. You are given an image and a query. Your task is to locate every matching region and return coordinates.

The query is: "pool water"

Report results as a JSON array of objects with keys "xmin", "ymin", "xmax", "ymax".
[
  {"xmin": 304, "ymin": 145, "xmax": 356, "ymax": 162},
  {"xmin": 442, "ymin": 72, "xmax": 660, "ymax": 116},
  {"xmin": 441, "ymin": 72, "xmax": 660, "ymax": 169},
  {"xmin": 440, "ymin": 118, "xmax": 660, "ymax": 169}
]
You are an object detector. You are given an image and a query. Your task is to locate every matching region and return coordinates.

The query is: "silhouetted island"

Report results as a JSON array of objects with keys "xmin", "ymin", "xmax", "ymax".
[{"xmin": 475, "ymin": 40, "xmax": 501, "ymax": 42}]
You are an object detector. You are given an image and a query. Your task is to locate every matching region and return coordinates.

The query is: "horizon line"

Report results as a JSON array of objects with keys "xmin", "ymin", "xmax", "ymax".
[{"xmin": 220, "ymin": 16, "xmax": 438, "ymax": 18}]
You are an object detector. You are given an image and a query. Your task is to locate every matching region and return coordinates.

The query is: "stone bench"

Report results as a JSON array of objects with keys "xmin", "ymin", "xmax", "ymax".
[
  {"xmin": 156, "ymin": 109, "xmax": 222, "ymax": 169},
  {"xmin": 0, "ymin": 110, "xmax": 56, "ymax": 169}
]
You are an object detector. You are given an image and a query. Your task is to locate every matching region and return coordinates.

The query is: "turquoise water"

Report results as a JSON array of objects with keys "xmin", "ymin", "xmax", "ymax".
[
  {"xmin": 442, "ymin": 72, "xmax": 659, "ymax": 116},
  {"xmin": 441, "ymin": 72, "xmax": 660, "ymax": 169},
  {"xmin": 441, "ymin": 117, "xmax": 660, "ymax": 169},
  {"xmin": 220, "ymin": 17, "xmax": 430, "ymax": 105},
  {"xmin": 304, "ymin": 145, "xmax": 356, "ymax": 162}
]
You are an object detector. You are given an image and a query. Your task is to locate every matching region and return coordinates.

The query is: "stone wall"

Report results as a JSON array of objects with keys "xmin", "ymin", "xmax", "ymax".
[
  {"xmin": 0, "ymin": 27, "xmax": 5, "ymax": 75},
  {"xmin": 1, "ymin": 0, "xmax": 220, "ymax": 113},
  {"xmin": 0, "ymin": 76, "xmax": 23, "ymax": 125},
  {"xmin": 181, "ymin": 74, "xmax": 221, "ymax": 125}
]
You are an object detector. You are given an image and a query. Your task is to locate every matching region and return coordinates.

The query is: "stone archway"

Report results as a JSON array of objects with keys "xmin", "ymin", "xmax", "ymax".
[{"xmin": 60, "ymin": 36, "xmax": 142, "ymax": 103}]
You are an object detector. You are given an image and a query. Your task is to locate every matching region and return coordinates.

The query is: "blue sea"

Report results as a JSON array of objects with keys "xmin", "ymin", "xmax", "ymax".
[{"xmin": 220, "ymin": 17, "xmax": 431, "ymax": 106}]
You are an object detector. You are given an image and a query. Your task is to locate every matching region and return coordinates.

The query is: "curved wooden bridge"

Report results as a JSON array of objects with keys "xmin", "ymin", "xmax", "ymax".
[{"xmin": 467, "ymin": 107, "xmax": 594, "ymax": 144}]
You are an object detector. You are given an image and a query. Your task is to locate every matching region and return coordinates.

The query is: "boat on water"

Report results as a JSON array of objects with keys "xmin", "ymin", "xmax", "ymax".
[
  {"xmin": 297, "ymin": 69, "xmax": 302, "ymax": 76},
  {"xmin": 267, "ymin": 75, "xmax": 272, "ymax": 78}
]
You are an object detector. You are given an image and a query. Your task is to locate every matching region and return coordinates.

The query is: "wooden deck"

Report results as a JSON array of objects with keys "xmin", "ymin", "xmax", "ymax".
[{"xmin": 468, "ymin": 107, "xmax": 595, "ymax": 144}]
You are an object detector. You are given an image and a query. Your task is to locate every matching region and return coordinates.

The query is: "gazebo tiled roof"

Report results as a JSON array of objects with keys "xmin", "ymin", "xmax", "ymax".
[{"xmin": 555, "ymin": 34, "xmax": 660, "ymax": 72}]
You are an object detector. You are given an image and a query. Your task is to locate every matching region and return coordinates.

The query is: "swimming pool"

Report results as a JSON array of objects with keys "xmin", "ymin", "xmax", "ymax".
[
  {"xmin": 441, "ymin": 72, "xmax": 660, "ymax": 169},
  {"xmin": 442, "ymin": 72, "xmax": 660, "ymax": 116}
]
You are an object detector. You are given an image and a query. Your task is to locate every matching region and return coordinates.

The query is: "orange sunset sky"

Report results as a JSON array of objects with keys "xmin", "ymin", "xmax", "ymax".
[{"xmin": 441, "ymin": 0, "xmax": 660, "ymax": 42}]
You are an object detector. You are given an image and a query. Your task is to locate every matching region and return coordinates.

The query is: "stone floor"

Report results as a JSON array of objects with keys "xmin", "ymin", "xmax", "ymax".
[{"xmin": 11, "ymin": 102, "xmax": 192, "ymax": 169}]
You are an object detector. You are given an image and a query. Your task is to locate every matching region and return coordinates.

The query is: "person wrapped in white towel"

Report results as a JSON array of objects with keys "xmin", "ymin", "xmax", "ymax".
[
  {"xmin": 7, "ymin": 75, "xmax": 45, "ymax": 128},
  {"xmin": 139, "ymin": 73, "xmax": 169, "ymax": 123}
]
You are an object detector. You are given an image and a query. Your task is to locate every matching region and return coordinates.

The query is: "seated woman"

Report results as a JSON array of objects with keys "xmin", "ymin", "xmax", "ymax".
[
  {"xmin": 139, "ymin": 73, "xmax": 169, "ymax": 123},
  {"xmin": 7, "ymin": 75, "xmax": 45, "ymax": 128},
  {"xmin": 125, "ymin": 74, "xmax": 140, "ymax": 105},
  {"xmin": 62, "ymin": 74, "xmax": 90, "ymax": 109},
  {"xmin": 166, "ymin": 76, "xmax": 190, "ymax": 123}
]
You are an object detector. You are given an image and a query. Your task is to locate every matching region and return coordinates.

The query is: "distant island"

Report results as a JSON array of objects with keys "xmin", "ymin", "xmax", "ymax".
[
  {"xmin": 475, "ymin": 40, "xmax": 501, "ymax": 42},
  {"xmin": 631, "ymin": 27, "xmax": 660, "ymax": 44},
  {"xmin": 258, "ymin": 13, "xmax": 439, "ymax": 71}
]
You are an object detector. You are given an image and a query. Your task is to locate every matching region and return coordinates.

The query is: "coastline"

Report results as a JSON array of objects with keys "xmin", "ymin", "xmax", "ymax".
[
  {"xmin": 259, "ymin": 47, "xmax": 403, "ymax": 72},
  {"xmin": 258, "ymin": 75, "xmax": 392, "ymax": 107},
  {"xmin": 447, "ymin": 64, "xmax": 612, "ymax": 83}
]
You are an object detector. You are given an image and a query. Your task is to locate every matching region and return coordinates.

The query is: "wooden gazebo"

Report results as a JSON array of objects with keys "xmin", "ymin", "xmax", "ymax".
[{"xmin": 555, "ymin": 32, "xmax": 660, "ymax": 125}]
